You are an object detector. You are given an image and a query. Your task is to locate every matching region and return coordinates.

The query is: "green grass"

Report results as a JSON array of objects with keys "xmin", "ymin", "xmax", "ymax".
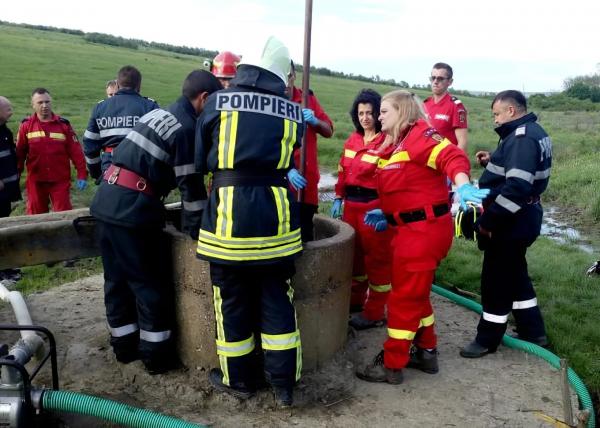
[{"xmin": 2, "ymin": 24, "xmax": 600, "ymax": 408}]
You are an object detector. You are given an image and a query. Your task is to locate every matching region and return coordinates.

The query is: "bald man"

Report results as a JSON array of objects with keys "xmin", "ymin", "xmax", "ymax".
[{"xmin": 0, "ymin": 96, "xmax": 20, "ymax": 217}]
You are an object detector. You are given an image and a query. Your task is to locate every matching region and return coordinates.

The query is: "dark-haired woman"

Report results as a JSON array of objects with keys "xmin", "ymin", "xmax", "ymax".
[{"xmin": 332, "ymin": 89, "xmax": 392, "ymax": 330}]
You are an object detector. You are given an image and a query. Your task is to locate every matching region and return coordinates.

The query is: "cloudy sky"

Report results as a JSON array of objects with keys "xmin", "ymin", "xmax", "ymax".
[{"xmin": 3, "ymin": 0, "xmax": 599, "ymax": 92}]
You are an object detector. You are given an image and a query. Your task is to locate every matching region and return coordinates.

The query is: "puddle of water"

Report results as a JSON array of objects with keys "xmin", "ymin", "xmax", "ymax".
[{"xmin": 541, "ymin": 206, "xmax": 594, "ymax": 253}]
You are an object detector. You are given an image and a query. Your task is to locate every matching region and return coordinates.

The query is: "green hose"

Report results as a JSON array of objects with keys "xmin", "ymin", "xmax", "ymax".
[
  {"xmin": 432, "ymin": 284, "xmax": 596, "ymax": 428},
  {"xmin": 42, "ymin": 389, "xmax": 204, "ymax": 428}
]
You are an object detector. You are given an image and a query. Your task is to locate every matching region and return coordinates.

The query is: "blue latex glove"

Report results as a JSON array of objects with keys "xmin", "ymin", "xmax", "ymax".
[
  {"xmin": 287, "ymin": 168, "xmax": 307, "ymax": 190},
  {"xmin": 364, "ymin": 208, "xmax": 388, "ymax": 232},
  {"xmin": 302, "ymin": 108, "xmax": 318, "ymax": 126},
  {"xmin": 456, "ymin": 183, "xmax": 490, "ymax": 210},
  {"xmin": 76, "ymin": 179, "xmax": 88, "ymax": 191},
  {"xmin": 330, "ymin": 198, "xmax": 343, "ymax": 218}
]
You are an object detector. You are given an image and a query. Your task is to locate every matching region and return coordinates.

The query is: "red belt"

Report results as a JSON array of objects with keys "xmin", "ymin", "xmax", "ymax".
[{"xmin": 103, "ymin": 165, "xmax": 154, "ymax": 196}]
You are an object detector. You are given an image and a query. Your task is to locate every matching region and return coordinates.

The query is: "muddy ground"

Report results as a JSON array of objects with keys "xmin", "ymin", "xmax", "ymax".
[{"xmin": 0, "ymin": 274, "xmax": 581, "ymax": 427}]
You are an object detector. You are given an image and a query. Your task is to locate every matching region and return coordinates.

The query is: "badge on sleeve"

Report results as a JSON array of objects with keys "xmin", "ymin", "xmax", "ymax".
[{"xmin": 458, "ymin": 110, "xmax": 466, "ymax": 123}]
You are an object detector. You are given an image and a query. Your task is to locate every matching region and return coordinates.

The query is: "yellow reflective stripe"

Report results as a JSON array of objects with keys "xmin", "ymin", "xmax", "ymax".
[
  {"xmin": 26, "ymin": 131, "xmax": 45, "ymax": 139},
  {"xmin": 261, "ymin": 330, "xmax": 301, "ymax": 351},
  {"xmin": 212, "ymin": 285, "xmax": 230, "ymax": 385},
  {"xmin": 286, "ymin": 281, "xmax": 302, "ymax": 380},
  {"xmin": 272, "ymin": 186, "xmax": 290, "ymax": 235},
  {"xmin": 216, "ymin": 335, "xmax": 255, "ymax": 357},
  {"xmin": 277, "ymin": 119, "xmax": 296, "ymax": 169},
  {"xmin": 49, "ymin": 132, "xmax": 66, "ymax": 140},
  {"xmin": 361, "ymin": 154, "xmax": 379, "ymax": 164},
  {"xmin": 378, "ymin": 150, "xmax": 410, "ymax": 168},
  {"xmin": 353, "ymin": 274, "xmax": 368, "ymax": 282},
  {"xmin": 197, "ymin": 239, "xmax": 303, "ymax": 261},
  {"xmin": 427, "ymin": 138, "xmax": 451, "ymax": 169},
  {"xmin": 388, "ymin": 327, "xmax": 416, "ymax": 340},
  {"xmin": 419, "ymin": 313, "xmax": 435, "ymax": 328},
  {"xmin": 216, "ymin": 187, "xmax": 234, "ymax": 238},
  {"xmin": 369, "ymin": 283, "xmax": 391, "ymax": 293},
  {"xmin": 198, "ymin": 228, "xmax": 301, "ymax": 249},
  {"xmin": 344, "ymin": 149, "xmax": 357, "ymax": 159},
  {"xmin": 218, "ymin": 111, "xmax": 238, "ymax": 168}
]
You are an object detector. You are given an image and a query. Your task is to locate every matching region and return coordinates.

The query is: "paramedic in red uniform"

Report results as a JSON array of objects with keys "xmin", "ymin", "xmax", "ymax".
[
  {"xmin": 356, "ymin": 90, "xmax": 488, "ymax": 384},
  {"xmin": 423, "ymin": 62, "xmax": 468, "ymax": 151},
  {"xmin": 331, "ymin": 89, "xmax": 392, "ymax": 330},
  {"xmin": 288, "ymin": 61, "xmax": 334, "ymax": 241},
  {"xmin": 16, "ymin": 88, "xmax": 87, "ymax": 214}
]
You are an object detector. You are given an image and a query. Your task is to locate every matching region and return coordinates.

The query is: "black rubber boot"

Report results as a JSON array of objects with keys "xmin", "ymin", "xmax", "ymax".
[
  {"xmin": 273, "ymin": 385, "xmax": 294, "ymax": 408},
  {"xmin": 209, "ymin": 368, "xmax": 255, "ymax": 399},
  {"xmin": 407, "ymin": 347, "xmax": 439, "ymax": 374},
  {"xmin": 459, "ymin": 341, "xmax": 496, "ymax": 358},
  {"xmin": 356, "ymin": 351, "xmax": 403, "ymax": 384},
  {"xmin": 349, "ymin": 313, "xmax": 385, "ymax": 330}
]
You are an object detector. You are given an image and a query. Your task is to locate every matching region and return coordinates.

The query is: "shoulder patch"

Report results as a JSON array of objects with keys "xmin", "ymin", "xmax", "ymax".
[
  {"xmin": 515, "ymin": 125, "xmax": 526, "ymax": 137},
  {"xmin": 58, "ymin": 117, "xmax": 70, "ymax": 125},
  {"xmin": 453, "ymin": 97, "xmax": 462, "ymax": 104},
  {"xmin": 451, "ymin": 96, "xmax": 457, "ymax": 101},
  {"xmin": 145, "ymin": 96, "xmax": 157, "ymax": 103}
]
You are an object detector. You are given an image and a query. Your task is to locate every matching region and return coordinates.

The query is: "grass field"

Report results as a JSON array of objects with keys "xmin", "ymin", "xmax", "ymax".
[{"xmin": 1, "ymin": 24, "xmax": 599, "ymax": 408}]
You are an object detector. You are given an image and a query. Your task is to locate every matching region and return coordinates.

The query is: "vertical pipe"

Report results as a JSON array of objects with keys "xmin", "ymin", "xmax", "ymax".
[{"xmin": 297, "ymin": 0, "xmax": 313, "ymax": 202}]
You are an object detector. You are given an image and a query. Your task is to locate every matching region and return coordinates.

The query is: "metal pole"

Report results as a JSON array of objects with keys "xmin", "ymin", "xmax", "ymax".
[{"xmin": 298, "ymin": 0, "xmax": 313, "ymax": 202}]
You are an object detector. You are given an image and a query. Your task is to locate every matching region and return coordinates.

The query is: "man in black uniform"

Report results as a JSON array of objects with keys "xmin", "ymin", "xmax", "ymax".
[
  {"xmin": 0, "ymin": 96, "xmax": 20, "ymax": 218},
  {"xmin": 461, "ymin": 90, "xmax": 552, "ymax": 358},
  {"xmin": 90, "ymin": 70, "xmax": 221, "ymax": 374},
  {"xmin": 83, "ymin": 65, "xmax": 159, "ymax": 181},
  {"xmin": 195, "ymin": 37, "xmax": 306, "ymax": 406}
]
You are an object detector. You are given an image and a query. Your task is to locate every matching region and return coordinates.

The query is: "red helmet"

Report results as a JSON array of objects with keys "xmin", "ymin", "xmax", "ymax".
[{"xmin": 211, "ymin": 51, "xmax": 241, "ymax": 79}]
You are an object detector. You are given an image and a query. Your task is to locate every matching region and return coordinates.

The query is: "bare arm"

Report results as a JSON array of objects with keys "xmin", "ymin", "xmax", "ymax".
[{"xmin": 455, "ymin": 128, "xmax": 468, "ymax": 152}]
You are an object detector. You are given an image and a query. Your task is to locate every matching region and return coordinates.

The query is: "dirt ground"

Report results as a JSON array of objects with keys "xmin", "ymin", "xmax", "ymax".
[{"xmin": 0, "ymin": 274, "xmax": 581, "ymax": 427}]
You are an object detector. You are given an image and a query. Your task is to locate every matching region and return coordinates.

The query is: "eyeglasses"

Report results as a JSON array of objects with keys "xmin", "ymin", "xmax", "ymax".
[{"xmin": 429, "ymin": 76, "xmax": 449, "ymax": 82}]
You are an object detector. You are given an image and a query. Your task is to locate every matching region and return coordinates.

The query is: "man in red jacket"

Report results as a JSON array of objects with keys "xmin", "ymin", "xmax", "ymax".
[
  {"xmin": 287, "ymin": 62, "xmax": 333, "ymax": 241},
  {"xmin": 16, "ymin": 88, "xmax": 87, "ymax": 214}
]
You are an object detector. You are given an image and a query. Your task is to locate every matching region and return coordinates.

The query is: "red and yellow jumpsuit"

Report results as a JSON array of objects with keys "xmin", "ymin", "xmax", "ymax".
[
  {"xmin": 335, "ymin": 131, "xmax": 392, "ymax": 321},
  {"xmin": 16, "ymin": 113, "xmax": 87, "ymax": 214},
  {"xmin": 376, "ymin": 119, "xmax": 470, "ymax": 369}
]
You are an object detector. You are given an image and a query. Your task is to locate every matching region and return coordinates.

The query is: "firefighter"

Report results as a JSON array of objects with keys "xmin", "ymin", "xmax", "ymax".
[
  {"xmin": 288, "ymin": 61, "xmax": 334, "ymax": 242},
  {"xmin": 195, "ymin": 37, "xmax": 306, "ymax": 407},
  {"xmin": 209, "ymin": 51, "xmax": 241, "ymax": 89},
  {"xmin": 0, "ymin": 96, "xmax": 20, "ymax": 218},
  {"xmin": 356, "ymin": 90, "xmax": 488, "ymax": 384},
  {"xmin": 460, "ymin": 90, "xmax": 551, "ymax": 358},
  {"xmin": 16, "ymin": 88, "xmax": 87, "ymax": 215},
  {"xmin": 90, "ymin": 70, "xmax": 221, "ymax": 374},
  {"xmin": 83, "ymin": 65, "xmax": 159, "ymax": 182},
  {"xmin": 331, "ymin": 89, "xmax": 392, "ymax": 329}
]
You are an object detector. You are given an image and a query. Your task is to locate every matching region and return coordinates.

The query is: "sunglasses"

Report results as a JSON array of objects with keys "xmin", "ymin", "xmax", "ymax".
[{"xmin": 429, "ymin": 76, "xmax": 449, "ymax": 82}]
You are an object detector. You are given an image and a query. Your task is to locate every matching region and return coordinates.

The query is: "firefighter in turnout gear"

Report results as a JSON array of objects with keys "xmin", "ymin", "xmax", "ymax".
[
  {"xmin": 356, "ymin": 90, "xmax": 488, "ymax": 384},
  {"xmin": 332, "ymin": 89, "xmax": 392, "ymax": 330},
  {"xmin": 195, "ymin": 37, "xmax": 305, "ymax": 407},
  {"xmin": 90, "ymin": 70, "xmax": 222, "ymax": 374},
  {"xmin": 83, "ymin": 65, "xmax": 159, "ymax": 182},
  {"xmin": 461, "ymin": 90, "xmax": 551, "ymax": 358}
]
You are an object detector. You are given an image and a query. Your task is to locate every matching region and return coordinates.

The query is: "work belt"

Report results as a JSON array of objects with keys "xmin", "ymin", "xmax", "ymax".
[
  {"xmin": 212, "ymin": 170, "xmax": 288, "ymax": 188},
  {"xmin": 344, "ymin": 185, "xmax": 378, "ymax": 202},
  {"xmin": 103, "ymin": 164, "xmax": 154, "ymax": 196},
  {"xmin": 386, "ymin": 203, "xmax": 449, "ymax": 225}
]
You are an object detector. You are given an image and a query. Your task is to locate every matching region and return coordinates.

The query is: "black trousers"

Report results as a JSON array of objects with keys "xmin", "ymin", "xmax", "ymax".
[
  {"xmin": 0, "ymin": 199, "xmax": 11, "ymax": 217},
  {"xmin": 299, "ymin": 203, "xmax": 318, "ymax": 242},
  {"xmin": 476, "ymin": 239, "xmax": 546, "ymax": 348},
  {"xmin": 97, "ymin": 221, "xmax": 174, "ymax": 361},
  {"xmin": 210, "ymin": 261, "xmax": 301, "ymax": 389}
]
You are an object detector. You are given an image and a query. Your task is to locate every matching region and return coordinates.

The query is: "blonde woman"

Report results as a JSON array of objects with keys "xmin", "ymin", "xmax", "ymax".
[{"xmin": 356, "ymin": 90, "xmax": 488, "ymax": 384}]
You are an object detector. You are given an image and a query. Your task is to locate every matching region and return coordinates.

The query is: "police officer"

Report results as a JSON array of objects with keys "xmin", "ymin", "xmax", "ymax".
[
  {"xmin": 195, "ymin": 37, "xmax": 306, "ymax": 407},
  {"xmin": 90, "ymin": 70, "xmax": 221, "ymax": 374},
  {"xmin": 83, "ymin": 65, "xmax": 159, "ymax": 181},
  {"xmin": 460, "ymin": 90, "xmax": 551, "ymax": 358}
]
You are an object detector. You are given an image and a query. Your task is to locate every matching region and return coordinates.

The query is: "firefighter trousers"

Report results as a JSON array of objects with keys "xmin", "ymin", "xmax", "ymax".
[
  {"xmin": 384, "ymin": 215, "xmax": 453, "ymax": 369},
  {"xmin": 26, "ymin": 179, "xmax": 72, "ymax": 214},
  {"xmin": 210, "ymin": 261, "xmax": 302, "ymax": 389},
  {"xmin": 97, "ymin": 221, "xmax": 174, "ymax": 363},
  {"xmin": 476, "ymin": 239, "xmax": 546, "ymax": 348},
  {"xmin": 343, "ymin": 199, "xmax": 392, "ymax": 320}
]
